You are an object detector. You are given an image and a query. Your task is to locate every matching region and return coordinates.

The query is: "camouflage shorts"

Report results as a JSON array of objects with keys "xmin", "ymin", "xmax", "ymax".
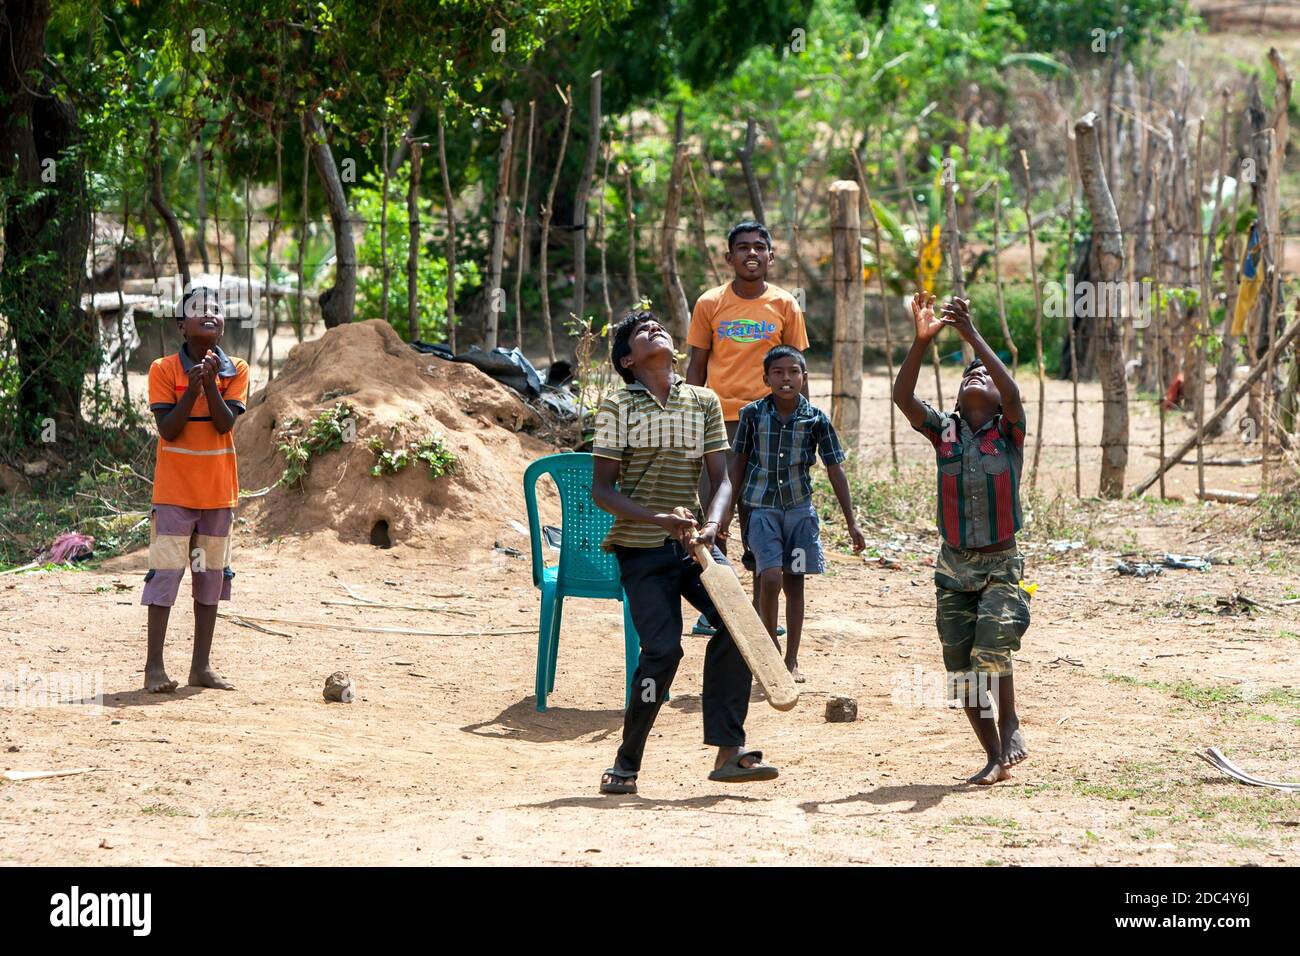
[{"xmin": 935, "ymin": 542, "xmax": 1031, "ymax": 682}]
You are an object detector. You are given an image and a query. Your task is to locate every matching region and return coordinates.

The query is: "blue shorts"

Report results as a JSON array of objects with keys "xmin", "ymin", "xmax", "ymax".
[{"xmin": 746, "ymin": 502, "xmax": 825, "ymax": 575}]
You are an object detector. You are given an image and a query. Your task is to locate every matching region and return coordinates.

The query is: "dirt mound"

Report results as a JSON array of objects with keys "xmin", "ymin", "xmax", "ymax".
[{"xmin": 235, "ymin": 320, "xmax": 558, "ymax": 548}]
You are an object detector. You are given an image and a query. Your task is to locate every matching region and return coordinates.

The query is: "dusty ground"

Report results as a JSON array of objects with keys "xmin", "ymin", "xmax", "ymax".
[{"xmin": 2, "ymin": 365, "xmax": 1298, "ymax": 866}]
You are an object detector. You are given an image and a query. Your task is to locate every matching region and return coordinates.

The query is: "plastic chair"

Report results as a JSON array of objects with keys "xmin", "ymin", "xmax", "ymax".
[{"xmin": 523, "ymin": 452, "xmax": 640, "ymax": 712}]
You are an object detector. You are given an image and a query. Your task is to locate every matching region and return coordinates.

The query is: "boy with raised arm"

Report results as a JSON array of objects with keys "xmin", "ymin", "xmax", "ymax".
[{"xmin": 892, "ymin": 292, "xmax": 1031, "ymax": 785}]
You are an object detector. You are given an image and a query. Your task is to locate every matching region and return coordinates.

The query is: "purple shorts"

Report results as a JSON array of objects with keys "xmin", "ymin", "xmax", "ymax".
[{"xmin": 140, "ymin": 505, "xmax": 234, "ymax": 607}]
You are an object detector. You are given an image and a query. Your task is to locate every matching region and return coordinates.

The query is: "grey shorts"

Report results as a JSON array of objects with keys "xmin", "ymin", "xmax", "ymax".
[{"xmin": 746, "ymin": 502, "xmax": 825, "ymax": 575}]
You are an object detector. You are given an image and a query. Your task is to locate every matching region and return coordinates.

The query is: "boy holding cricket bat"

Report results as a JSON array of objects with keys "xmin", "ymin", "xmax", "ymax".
[
  {"xmin": 893, "ymin": 292, "xmax": 1031, "ymax": 785},
  {"xmin": 592, "ymin": 308, "xmax": 780, "ymax": 795},
  {"xmin": 724, "ymin": 345, "xmax": 865, "ymax": 682}
]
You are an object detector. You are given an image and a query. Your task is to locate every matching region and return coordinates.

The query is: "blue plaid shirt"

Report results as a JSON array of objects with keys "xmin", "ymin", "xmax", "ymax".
[{"xmin": 733, "ymin": 395, "xmax": 847, "ymax": 510}]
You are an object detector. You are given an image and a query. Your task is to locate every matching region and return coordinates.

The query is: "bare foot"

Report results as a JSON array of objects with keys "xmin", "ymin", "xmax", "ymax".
[
  {"xmin": 1001, "ymin": 721, "xmax": 1028, "ymax": 766},
  {"xmin": 187, "ymin": 668, "xmax": 235, "ymax": 690},
  {"xmin": 144, "ymin": 666, "xmax": 177, "ymax": 693},
  {"xmin": 787, "ymin": 662, "xmax": 805, "ymax": 683},
  {"xmin": 968, "ymin": 759, "xmax": 1012, "ymax": 786}
]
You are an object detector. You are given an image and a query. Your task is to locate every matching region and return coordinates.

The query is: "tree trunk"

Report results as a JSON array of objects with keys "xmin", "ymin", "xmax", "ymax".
[
  {"xmin": 485, "ymin": 100, "xmax": 516, "ymax": 350},
  {"xmin": 0, "ymin": 0, "xmax": 94, "ymax": 439},
  {"xmin": 572, "ymin": 72, "xmax": 601, "ymax": 323},
  {"xmin": 829, "ymin": 181, "xmax": 863, "ymax": 451},
  {"xmin": 1020, "ymin": 150, "xmax": 1046, "ymax": 489},
  {"xmin": 851, "ymin": 145, "xmax": 897, "ymax": 466},
  {"xmin": 687, "ymin": 156, "xmax": 721, "ymax": 287},
  {"xmin": 380, "ymin": 123, "xmax": 391, "ymax": 326},
  {"xmin": 195, "ymin": 137, "xmax": 210, "ymax": 272},
  {"xmin": 436, "ymin": 109, "xmax": 458, "ymax": 352},
  {"xmin": 538, "ymin": 86, "xmax": 573, "ymax": 363},
  {"xmin": 1075, "ymin": 111, "xmax": 1129, "ymax": 498},
  {"xmin": 942, "ymin": 149, "xmax": 972, "ymax": 364},
  {"xmin": 150, "ymin": 117, "xmax": 190, "ymax": 290},
  {"xmin": 737, "ymin": 117, "xmax": 766, "ymax": 224},
  {"xmin": 768, "ymin": 114, "xmax": 805, "ymax": 288},
  {"xmin": 660, "ymin": 138, "xmax": 691, "ymax": 343},
  {"xmin": 622, "ymin": 152, "xmax": 640, "ymax": 304},
  {"xmin": 387, "ymin": 103, "xmax": 423, "ymax": 175},
  {"xmin": 514, "ymin": 100, "xmax": 536, "ymax": 348},
  {"xmin": 295, "ymin": 122, "xmax": 309, "ymax": 341},
  {"xmin": 597, "ymin": 133, "xmax": 614, "ymax": 328},
  {"xmin": 407, "ymin": 142, "xmax": 422, "ymax": 342},
  {"xmin": 304, "ymin": 109, "xmax": 356, "ymax": 328}
]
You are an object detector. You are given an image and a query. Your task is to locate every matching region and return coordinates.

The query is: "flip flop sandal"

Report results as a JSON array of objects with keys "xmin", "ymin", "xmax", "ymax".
[
  {"xmin": 708, "ymin": 749, "xmax": 779, "ymax": 783},
  {"xmin": 600, "ymin": 768, "xmax": 638, "ymax": 795}
]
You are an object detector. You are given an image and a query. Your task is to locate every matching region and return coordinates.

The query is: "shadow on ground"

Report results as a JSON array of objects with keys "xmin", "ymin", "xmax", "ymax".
[
  {"xmin": 520, "ymin": 793, "xmax": 769, "ymax": 811},
  {"xmin": 799, "ymin": 783, "xmax": 969, "ymax": 815},
  {"xmin": 93, "ymin": 687, "xmax": 205, "ymax": 709},
  {"xmin": 461, "ymin": 697, "xmax": 624, "ymax": 743}
]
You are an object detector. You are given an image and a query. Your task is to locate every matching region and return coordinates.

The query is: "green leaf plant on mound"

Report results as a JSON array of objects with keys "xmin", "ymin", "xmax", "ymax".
[
  {"xmin": 276, "ymin": 402, "xmax": 358, "ymax": 490},
  {"xmin": 368, "ymin": 435, "xmax": 457, "ymax": 480}
]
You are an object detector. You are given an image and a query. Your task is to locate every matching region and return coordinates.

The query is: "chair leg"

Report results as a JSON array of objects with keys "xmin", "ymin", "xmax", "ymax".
[
  {"xmin": 622, "ymin": 595, "xmax": 640, "ymax": 709},
  {"xmin": 546, "ymin": 594, "xmax": 564, "ymax": 693},
  {"xmin": 535, "ymin": 585, "xmax": 558, "ymax": 712}
]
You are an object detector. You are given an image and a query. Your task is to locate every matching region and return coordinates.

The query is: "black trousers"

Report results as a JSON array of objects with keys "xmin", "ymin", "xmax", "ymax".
[{"xmin": 613, "ymin": 540, "xmax": 753, "ymax": 773}]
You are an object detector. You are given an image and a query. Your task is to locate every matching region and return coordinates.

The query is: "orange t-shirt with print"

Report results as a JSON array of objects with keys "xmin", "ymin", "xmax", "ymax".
[
  {"xmin": 686, "ymin": 282, "xmax": 810, "ymax": 420},
  {"xmin": 148, "ymin": 346, "xmax": 249, "ymax": 509}
]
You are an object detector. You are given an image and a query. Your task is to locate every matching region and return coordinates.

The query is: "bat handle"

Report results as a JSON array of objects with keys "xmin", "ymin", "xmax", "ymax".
[{"xmin": 691, "ymin": 542, "xmax": 715, "ymax": 569}]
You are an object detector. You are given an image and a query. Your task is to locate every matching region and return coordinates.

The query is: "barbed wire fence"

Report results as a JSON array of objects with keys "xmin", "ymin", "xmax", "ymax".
[{"xmin": 66, "ymin": 168, "xmax": 1300, "ymax": 503}]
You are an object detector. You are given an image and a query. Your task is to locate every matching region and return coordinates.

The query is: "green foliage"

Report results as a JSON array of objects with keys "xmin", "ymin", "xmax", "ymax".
[
  {"xmin": 1008, "ymin": 0, "xmax": 1190, "ymax": 58},
  {"xmin": 352, "ymin": 168, "xmax": 480, "ymax": 340},
  {"xmin": 965, "ymin": 283, "xmax": 1067, "ymax": 376},
  {"xmin": 368, "ymin": 434, "xmax": 456, "ymax": 479},
  {"xmin": 565, "ymin": 313, "xmax": 618, "ymax": 445},
  {"xmin": 1254, "ymin": 487, "xmax": 1300, "ymax": 542},
  {"xmin": 368, "ymin": 437, "xmax": 410, "ymax": 476},
  {"xmin": 411, "ymin": 436, "xmax": 457, "ymax": 479},
  {"xmin": 811, "ymin": 460, "xmax": 931, "ymax": 536},
  {"xmin": 0, "ymin": 423, "xmax": 155, "ymax": 569},
  {"xmin": 276, "ymin": 402, "xmax": 357, "ymax": 488}
]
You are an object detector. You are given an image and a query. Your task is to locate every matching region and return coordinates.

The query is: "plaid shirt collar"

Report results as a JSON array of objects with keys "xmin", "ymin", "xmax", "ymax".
[
  {"xmin": 756, "ymin": 392, "xmax": 816, "ymax": 422},
  {"xmin": 738, "ymin": 393, "xmax": 843, "ymax": 510}
]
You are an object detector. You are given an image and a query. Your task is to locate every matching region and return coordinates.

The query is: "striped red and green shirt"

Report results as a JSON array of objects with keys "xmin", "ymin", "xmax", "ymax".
[{"xmin": 913, "ymin": 401, "xmax": 1026, "ymax": 549}]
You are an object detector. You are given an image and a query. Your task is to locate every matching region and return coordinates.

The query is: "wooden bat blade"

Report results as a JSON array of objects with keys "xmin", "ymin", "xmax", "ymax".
[{"xmin": 697, "ymin": 562, "xmax": 799, "ymax": 711}]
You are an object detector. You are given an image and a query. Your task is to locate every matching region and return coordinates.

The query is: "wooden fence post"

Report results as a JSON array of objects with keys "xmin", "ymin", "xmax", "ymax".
[{"xmin": 830, "ymin": 180, "xmax": 864, "ymax": 451}]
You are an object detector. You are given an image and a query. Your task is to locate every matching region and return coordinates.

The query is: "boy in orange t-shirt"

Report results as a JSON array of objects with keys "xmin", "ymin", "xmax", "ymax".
[
  {"xmin": 686, "ymin": 220, "xmax": 809, "ymax": 632},
  {"xmin": 141, "ymin": 287, "xmax": 249, "ymax": 693}
]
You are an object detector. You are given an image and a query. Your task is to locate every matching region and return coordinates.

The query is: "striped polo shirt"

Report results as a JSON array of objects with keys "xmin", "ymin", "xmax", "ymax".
[
  {"xmin": 592, "ymin": 376, "xmax": 729, "ymax": 550},
  {"xmin": 913, "ymin": 401, "xmax": 1026, "ymax": 549},
  {"xmin": 148, "ymin": 345, "xmax": 249, "ymax": 510}
]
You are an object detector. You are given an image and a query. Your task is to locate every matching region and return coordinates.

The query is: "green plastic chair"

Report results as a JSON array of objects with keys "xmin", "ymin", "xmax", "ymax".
[{"xmin": 523, "ymin": 452, "xmax": 639, "ymax": 712}]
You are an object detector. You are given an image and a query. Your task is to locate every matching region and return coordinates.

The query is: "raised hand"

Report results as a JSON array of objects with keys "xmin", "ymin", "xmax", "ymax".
[
  {"xmin": 939, "ymin": 296, "xmax": 975, "ymax": 340},
  {"xmin": 911, "ymin": 290, "xmax": 943, "ymax": 343}
]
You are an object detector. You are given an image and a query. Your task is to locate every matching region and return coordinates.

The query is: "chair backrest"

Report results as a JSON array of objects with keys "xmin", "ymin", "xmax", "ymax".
[{"xmin": 523, "ymin": 453, "xmax": 622, "ymax": 598}]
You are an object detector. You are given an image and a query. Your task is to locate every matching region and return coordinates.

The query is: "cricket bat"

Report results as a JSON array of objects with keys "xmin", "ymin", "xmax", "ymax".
[{"xmin": 691, "ymin": 542, "xmax": 800, "ymax": 712}]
